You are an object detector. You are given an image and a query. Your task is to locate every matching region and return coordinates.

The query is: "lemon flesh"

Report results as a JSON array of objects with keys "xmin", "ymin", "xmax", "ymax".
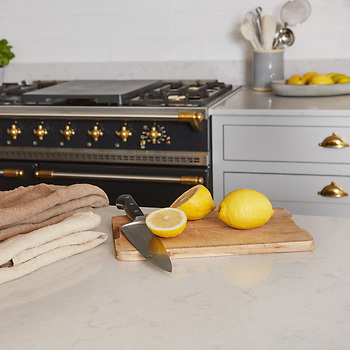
[
  {"xmin": 145, "ymin": 208, "xmax": 187, "ymax": 238},
  {"xmin": 217, "ymin": 189, "xmax": 274, "ymax": 230},
  {"xmin": 170, "ymin": 185, "xmax": 216, "ymax": 220}
]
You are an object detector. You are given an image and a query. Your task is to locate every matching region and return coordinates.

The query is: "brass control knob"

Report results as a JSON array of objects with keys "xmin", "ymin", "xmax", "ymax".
[
  {"xmin": 146, "ymin": 126, "xmax": 161, "ymax": 144},
  {"xmin": 88, "ymin": 125, "xmax": 103, "ymax": 142},
  {"xmin": 60, "ymin": 125, "xmax": 75, "ymax": 141},
  {"xmin": 318, "ymin": 181, "xmax": 348, "ymax": 198},
  {"xmin": 7, "ymin": 125, "xmax": 21, "ymax": 140},
  {"xmin": 116, "ymin": 126, "xmax": 132, "ymax": 142},
  {"xmin": 319, "ymin": 132, "xmax": 349, "ymax": 148},
  {"xmin": 33, "ymin": 125, "xmax": 48, "ymax": 140}
]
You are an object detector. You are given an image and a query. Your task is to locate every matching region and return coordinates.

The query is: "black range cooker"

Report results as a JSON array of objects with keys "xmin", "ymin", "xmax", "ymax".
[{"xmin": 0, "ymin": 80, "xmax": 241, "ymax": 207}]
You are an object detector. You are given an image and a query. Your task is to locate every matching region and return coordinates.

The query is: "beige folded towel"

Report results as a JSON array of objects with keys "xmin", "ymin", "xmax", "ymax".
[
  {"xmin": 0, "ymin": 211, "xmax": 107, "ymax": 285},
  {"xmin": 0, "ymin": 183, "xmax": 109, "ymax": 241}
]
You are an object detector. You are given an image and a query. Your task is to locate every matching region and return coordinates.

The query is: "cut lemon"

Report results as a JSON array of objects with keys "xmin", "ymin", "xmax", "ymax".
[
  {"xmin": 145, "ymin": 208, "xmax": 187, "ymax": 238},
  {"xmin": 170, "ymin": 184, "xmax": 216, "ymax": 220}
]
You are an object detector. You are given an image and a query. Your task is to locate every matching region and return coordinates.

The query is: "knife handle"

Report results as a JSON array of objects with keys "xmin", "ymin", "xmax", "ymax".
[{"xmin": 116, "ymin": 194, "xmax": 145, "ymax": 220}]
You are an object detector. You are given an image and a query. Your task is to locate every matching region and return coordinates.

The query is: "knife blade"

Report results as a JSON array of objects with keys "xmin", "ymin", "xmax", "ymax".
[{"xmin": 116, "ymin": 194, "xmax": 172, "ymax": 272}]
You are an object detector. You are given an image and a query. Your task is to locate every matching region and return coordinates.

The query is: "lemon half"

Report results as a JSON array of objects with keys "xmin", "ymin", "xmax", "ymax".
[
  {"xmin": 145, "ymin": 208, "xmax": 187, "ymax": 238},
  {"xmin": 170, "ymin": 185, "xmax": 216, "ymax": 220},
  {"xmin": 217, "ymin": 189, "xmax": 274, "ymax": 230}
]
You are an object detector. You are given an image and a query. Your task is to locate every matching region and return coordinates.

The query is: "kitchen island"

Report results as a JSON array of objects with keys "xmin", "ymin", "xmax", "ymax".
[{"xmin": 0, "ymin": 206, "xmax": 349, "ymax": 349}]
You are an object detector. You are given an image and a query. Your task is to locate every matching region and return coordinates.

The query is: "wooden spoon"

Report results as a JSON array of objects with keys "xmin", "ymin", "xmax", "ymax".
[{"xmin": 261, "ymin": 15, "xmax": 277, "ymax": 50}]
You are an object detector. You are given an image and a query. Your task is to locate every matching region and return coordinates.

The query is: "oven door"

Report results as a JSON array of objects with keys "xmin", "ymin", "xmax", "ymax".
[{"xmin": 35, "ymin": 162, "xmax": 211, "ymax": 207}]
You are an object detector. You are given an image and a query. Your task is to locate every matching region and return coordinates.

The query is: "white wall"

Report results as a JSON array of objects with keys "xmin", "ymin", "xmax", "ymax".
[{"xmin": 0, "ymin": 0, "xmax": 349, "ymax": 84}]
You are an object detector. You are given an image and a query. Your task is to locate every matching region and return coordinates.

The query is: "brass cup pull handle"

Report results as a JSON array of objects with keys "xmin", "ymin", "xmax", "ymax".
[
  {"xmin": 0, "ymin": 169, "xmax": 24, "ymax": 178},
  {"xmin": 318, "ymin": 181, "xmax": 348, "ymax": 198},
  {"xmin": 319, "ymin": 132, "xmax": 349, "ymax": 148}
]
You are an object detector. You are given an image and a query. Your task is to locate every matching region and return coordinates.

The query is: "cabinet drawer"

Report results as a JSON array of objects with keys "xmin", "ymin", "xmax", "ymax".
[
  {"xmin": 223, "ymin": 125, "xmax": 350, "ymax": 164},
  {"xmin": 223, "ymin": 172, "xmax": 350, "ymax": 217}
]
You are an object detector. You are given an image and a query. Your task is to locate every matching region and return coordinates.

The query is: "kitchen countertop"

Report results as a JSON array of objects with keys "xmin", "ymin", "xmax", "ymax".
[
  {"xmin": 1, "ymin": 206, "xmax": 350, "ymax": 350},
  {"xmin": 211, "ymin": 87, "xmax": 350, "ymax": 116}
]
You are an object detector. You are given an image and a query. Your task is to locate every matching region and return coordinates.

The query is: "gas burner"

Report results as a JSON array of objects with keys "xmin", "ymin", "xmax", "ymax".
[{"xmin": 129, "ymin": 80, "xmax": 233, "ymax": 107}]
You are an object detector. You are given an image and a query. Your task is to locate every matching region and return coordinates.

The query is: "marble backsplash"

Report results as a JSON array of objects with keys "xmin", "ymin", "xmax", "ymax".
[{"xmin": 3, "ymin": 59, "xmax": 350, "ymax": 87}]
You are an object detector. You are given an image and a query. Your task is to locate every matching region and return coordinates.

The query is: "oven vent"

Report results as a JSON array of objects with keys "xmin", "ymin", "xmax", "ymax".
[{"xmin": 0, "ymin": 148, "xmax": 208, "ymax": 166}]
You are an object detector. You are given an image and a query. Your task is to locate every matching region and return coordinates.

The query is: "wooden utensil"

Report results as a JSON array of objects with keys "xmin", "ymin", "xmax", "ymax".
[
  {"xmin": 240, "ymin": 18, "xmax": 263, "ymax": 50},
  {"xmin": 262, "ymin": 15, "xmax": 277, "ymax": 50},
  {"xmin": 113, "ymin": 208, "xmax": 314, "ymax": 261}
]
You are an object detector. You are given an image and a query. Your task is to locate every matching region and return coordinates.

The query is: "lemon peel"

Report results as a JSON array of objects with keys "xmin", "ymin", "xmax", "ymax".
[
  {"xmin": 170, "ymin": 185, "xmax": 216, "ymax": 220},
  {"xmin": 217, "ymin": 189, "xmax": 274, "ymax": 230}
]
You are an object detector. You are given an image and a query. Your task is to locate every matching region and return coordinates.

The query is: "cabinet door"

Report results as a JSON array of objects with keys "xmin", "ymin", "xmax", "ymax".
[
  {"xmin": 223, "ymin": 172, "xmax": 350, "ymax": 217},
  {"xmin": 223, "ymin": 125, "xmax": 350, "ymax": 164}
]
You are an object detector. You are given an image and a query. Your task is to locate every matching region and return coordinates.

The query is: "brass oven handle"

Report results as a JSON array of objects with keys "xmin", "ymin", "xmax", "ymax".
[
  {"xmin": 0, "ymin": 169, "xmax": 24, "ymax": 178},
  {"xmin": 318, "ymin": 181, "xmax": 348, "ymax": 198},
  {"xmin": 319, "ymin": 132, "xmax": 349, "ymax": 148},
  {"xmin": 35, "ymin": 170, "xmax": 203, "ymax": 185}
]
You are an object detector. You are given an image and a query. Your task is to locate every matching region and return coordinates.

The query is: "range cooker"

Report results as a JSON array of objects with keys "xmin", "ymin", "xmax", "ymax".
[{"xmin": 0, "ymin": 79, "xmax": 241, "ymax": 207}]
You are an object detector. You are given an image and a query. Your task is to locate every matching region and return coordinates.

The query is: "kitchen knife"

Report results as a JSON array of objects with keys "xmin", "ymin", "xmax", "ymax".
[{"xmin": 116, "ymin": 194, "xmax": 172, "ymax": 272}]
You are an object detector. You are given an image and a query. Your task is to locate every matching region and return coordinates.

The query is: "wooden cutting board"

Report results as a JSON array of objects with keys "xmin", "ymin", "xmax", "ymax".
[{"xmin": 112, "ymin": 208, "xmax": 314, "ymax": 261}]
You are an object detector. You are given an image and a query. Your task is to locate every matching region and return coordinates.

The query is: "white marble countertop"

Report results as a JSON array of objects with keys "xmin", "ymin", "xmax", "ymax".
[
  {"xmin": 1, "ymin": 206, "xmax": 350, "ymax": 350},
  {"xmin": 211, "ymin": 87, "xmax": 350, "ymax": 116}
]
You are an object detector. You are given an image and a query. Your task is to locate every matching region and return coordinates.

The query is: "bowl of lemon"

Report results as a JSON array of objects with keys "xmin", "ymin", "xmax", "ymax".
[{"xmin": 271, "ymin": 71, "xmax": 350, "ymax": 97}]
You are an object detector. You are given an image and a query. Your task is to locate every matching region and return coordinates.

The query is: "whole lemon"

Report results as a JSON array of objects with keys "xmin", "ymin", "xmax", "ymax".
[
  {"xmin": 217, "ymin": 189, "xmax": 274, "ymax": 230},
  {"xmin": 332, "ymin": 74, "xmax": 348, "ymax": 83},
  {"xmin": 170, "ymin": 184, "xmax": 216, "ymax": 220},
  {"xmin": 303, "ymin": 71, "xmax": 318, "ymax": 84},
  {"xmin": 336, "ymin": 76, "xmax": 350, "ymax": 83},
  {"xmin": 309, "ymin": 74, "xmax": 334, "ymax": 85},
  {"xmin": 287, "ymin": 75, "xmax": 307, "ymax": 85}
]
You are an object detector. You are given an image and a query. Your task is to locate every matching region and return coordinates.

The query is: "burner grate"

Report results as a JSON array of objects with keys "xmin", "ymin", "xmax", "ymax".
[{"xmin": 129, "ymin": 80, "xmax": 233, "ymax": 107}]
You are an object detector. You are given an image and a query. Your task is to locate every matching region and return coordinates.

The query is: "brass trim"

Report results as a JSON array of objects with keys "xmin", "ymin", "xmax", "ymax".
[
  {"xmin": 178, "ymin": 111, "xmax": 203, "ymax": 132},
  {"xmin": 319, "ymin": 132, "xmax": 349, "ymax": 148},
  {"xmin": 35, "ymin": 170, "xmax": 54, "ymax": 179},
  {"xmin": 1, "ymin": 169, "xmax": 24, "ymax": 178},
  {"xmin": 180, "ymin": 176, "xmax": 204, "ymax": 185},
  {"xmin": 318, "ymin": 181, "xmax": 348, "ymax": 198},
  {"xmin": 7, "ymin": 125, "xmax": 21, "ymax": 140}
]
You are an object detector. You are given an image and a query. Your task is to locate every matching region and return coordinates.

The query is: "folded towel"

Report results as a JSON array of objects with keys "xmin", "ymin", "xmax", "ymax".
[
  {"xmin": 0, "ymin": 211, "xmax": 107, "ymax": 285},
  {"xmin": 0, "ymin": 183, "xmax": 109, "ymax": 241}
]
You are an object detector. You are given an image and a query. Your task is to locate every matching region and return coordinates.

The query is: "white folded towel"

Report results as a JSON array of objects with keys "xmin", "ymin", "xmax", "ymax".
[{"xmin": 0, "ymin": 211, "xmax": 107, "ymax": 285}]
